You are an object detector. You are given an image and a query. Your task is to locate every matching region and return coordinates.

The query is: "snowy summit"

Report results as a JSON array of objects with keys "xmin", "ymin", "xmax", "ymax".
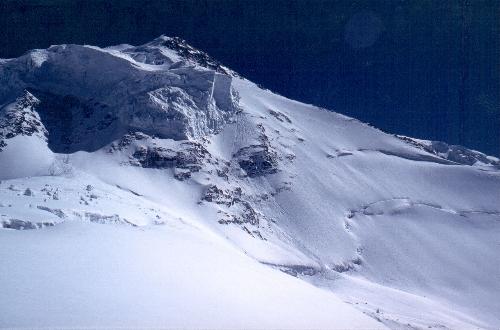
[{"xmin": 1, "ymin": 36, "xmax": 499, "ymax": 329}]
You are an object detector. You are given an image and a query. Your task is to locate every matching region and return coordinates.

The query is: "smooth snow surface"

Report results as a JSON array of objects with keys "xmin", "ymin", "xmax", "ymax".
[
  {"xmin": 1, "ymin": 36, "xmax": 499, "ymax": 329},
  {"xmin": 0, "ymin": 222, "xmax": 382, "ymax": 329}
]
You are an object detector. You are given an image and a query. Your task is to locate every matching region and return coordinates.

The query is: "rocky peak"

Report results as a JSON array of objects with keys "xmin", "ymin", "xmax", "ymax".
[
  {"xmin": 143, "ymin": 35, "xmax": 235, "ymax": 75},
  {"xmin": 0, "ymin": 90, "xmax": 47, "ymax": 150}
]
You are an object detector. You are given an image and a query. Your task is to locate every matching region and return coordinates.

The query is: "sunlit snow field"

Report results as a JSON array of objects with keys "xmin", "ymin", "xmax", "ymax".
[{"xmin": 1, "ymin": 37, "xmax": 499, "ymax": 329}]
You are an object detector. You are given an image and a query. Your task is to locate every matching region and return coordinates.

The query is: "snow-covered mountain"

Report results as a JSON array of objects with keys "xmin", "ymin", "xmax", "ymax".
[{"xmin": 1, "ymin": 36, "xmax": 499, "ymax": 329}]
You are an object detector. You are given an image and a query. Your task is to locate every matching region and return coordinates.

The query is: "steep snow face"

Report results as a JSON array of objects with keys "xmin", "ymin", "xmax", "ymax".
[
  {"xmin": 228, "ymin": 79, "xmax": 500, "ymax": 328},
  {"xmin": 0, "ymin": 36, "xmax": 239, "ymax": 152},
  {"xmin": 1, "ymin": 37, "xmax": 500, "ymax": 329}
]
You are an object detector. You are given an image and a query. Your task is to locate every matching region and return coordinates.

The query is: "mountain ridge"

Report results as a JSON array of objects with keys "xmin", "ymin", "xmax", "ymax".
[{"xmin": 1, "ymin": 36, "xmax": 499, "ymax": 329}]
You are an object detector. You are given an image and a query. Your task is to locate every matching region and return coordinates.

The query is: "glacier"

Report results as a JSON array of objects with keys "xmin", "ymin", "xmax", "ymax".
[{"xmin": 0, "ymin": 36, "xmax": 499, "ymax": 329}]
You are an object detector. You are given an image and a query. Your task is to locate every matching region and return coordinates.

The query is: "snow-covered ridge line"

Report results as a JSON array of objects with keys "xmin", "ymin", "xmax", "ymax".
[
  {"xmin": 0, "ymin": 38, "xmax": 242, "ymax": 154},
  {"xmin": 396, "ymin": 134, "xmax": 500, "ymax": 167}
]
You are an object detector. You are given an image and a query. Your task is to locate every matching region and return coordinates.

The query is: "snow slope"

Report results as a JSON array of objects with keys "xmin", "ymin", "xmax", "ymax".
[
  {"xmin": 1, "ymin": 36, "xmax": 499, "ymax": 329},
  {"xmin": 1, "ymin": 215, "xmax": 378, "ymax": 329}
]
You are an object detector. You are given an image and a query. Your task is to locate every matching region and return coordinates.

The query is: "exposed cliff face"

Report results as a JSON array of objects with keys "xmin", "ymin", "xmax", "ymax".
[
  {"xmin": 0, "ymin": 37, "xmax": 240, "ymax": 153},
  {"xmin": 0, "ymin": 91, "xmax": 46, "ymax": 148}
]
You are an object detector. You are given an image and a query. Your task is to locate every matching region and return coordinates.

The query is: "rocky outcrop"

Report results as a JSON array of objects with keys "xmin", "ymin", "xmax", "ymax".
[
  {"xmin": 201, "ymin": 183, "xmax": 266, "ymax": 238},
  {"xmin": 0, "ymin": 91, "xmax": 47, "ymax": 150},
  {"xmin": 1, "ymin": 219, "xmax": 55, "ymax": 230},
  {"xmin": 132, "ymin": 141, "xmax": 209, "ymax": 174},
  {"xmin": 234, "ymin": 144, "xmax": 279, "ymax": 177},
  {"xmin": 141, "ymin": 36, "xmax": 235, "ymax": 75},
  {"xmin": 202, "ymin": 184, "xmax": 241, "ymax": 206},
  {"xmin": 268, "ymin": 109, "xmax": 292, "ymax": 124},
  {"xmin": 397, "ymin": 135, "xmax": 500, "ymax": 167},
  {"xmin": 112, "ymin": 132, "xmax": 215, "ymax": 181}
]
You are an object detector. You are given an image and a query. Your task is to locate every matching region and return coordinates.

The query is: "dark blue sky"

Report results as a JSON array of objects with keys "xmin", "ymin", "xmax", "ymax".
[{"xmin": 1, "ymin": 0, "xmax": 498, "ymax": 155}]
